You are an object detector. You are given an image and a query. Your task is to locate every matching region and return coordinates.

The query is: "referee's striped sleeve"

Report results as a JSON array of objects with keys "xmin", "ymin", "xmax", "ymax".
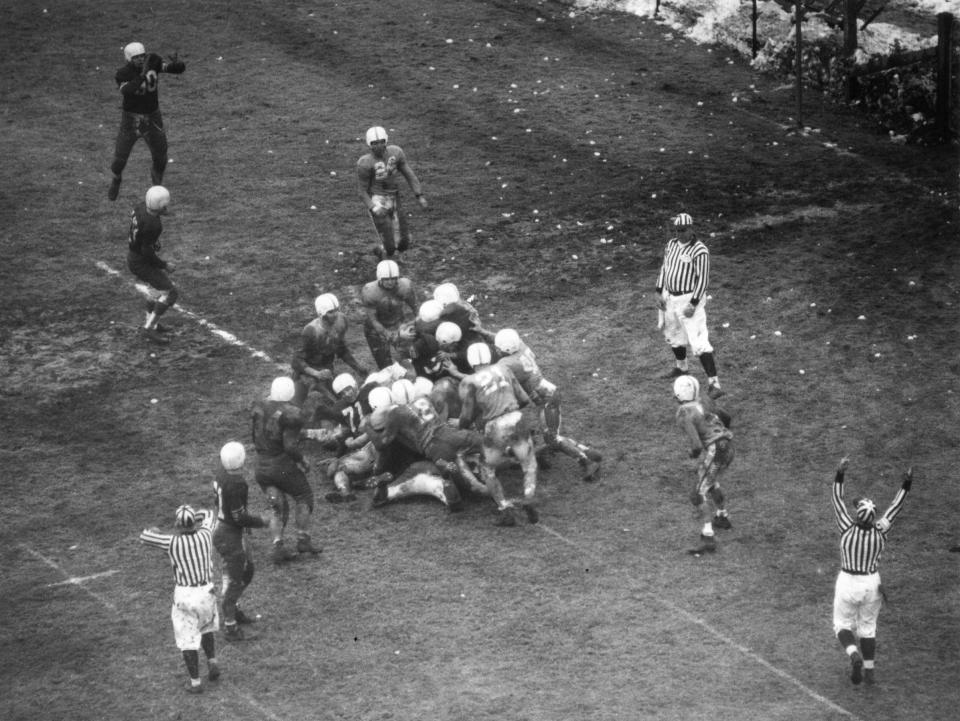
[
  {"xmin": 832, "ymin": 476, "xmax": 854, "ymax": 532},
  {"xmin": 139, "ymin": 529, "xmax": 172, "ymax": 549},
  {"xmin": 691, "ymin": 244, "xmax": 710, "ymax": 301},
  {"xmin": 877, "ymin": 487, "xmax": 908, "ymax": 533}
]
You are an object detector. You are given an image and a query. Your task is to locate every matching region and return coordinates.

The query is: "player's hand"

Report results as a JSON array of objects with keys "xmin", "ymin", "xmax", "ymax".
[
  {"xmin": 297, "ymin": 460, "xmax": 310, "ymax": 475},
  {"xmin": 682, "ymin": 303, "xmax": 696, "ymax": 318},
  {"xmin": 164, "ymin": 262, "xmax": 176, "ymax": 274},
  {"xmin": 371, "ymin": 204, "xmax": 388, "ymax": 217},
  {"xmin": 901, "ymin": 466, "xmax": 913, "ymax": 491},
  {"xmin": 837, "ymin": 457, "xmax": 850, "ymax": 473},
  {"xmin": 416, "ymin": 195, "xmax": 428, "ymax": 209},
  {"xmin": 168, "ymin": 52, "xmax": 179, "ymax": 64},
  {"xmin": 689, "ymin": 448, "xmax": 701, "ymax": 459},
  {"xmin": 655, "ymin": 297, "xmax": 666, "ymax": 311},
  {"xmin": 313, "ymin": 368, "xmax": 333, "ymax": 382}
]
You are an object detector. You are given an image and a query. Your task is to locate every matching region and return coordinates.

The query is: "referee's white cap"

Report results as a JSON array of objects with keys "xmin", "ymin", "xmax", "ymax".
[
  {"xmin": 175, "ymin": 504, "xmax": 196, "ymax": 529},
  {"xmin": 674, "ymin": 212, "xmax": 694, "ymax": 227}
]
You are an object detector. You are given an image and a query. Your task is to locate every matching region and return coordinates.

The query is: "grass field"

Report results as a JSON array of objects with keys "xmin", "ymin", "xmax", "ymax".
[{"xmin": 1, "ymin": 1, "xmax": 959, "ymax": 719}]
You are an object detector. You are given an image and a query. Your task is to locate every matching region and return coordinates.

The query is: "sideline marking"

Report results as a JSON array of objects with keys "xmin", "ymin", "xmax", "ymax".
[
  {"xmin": 47, "ymin": 569, "xmax": 120, "ymax": 587},
  {"xmin": 94, "ymin": 260, "xmax": 284, "ymax": 368},
  {"xmin": 537, "ymin": 524, "xmax": 863, "ymax": 721},
  {"xmin": 21, "ymin": 543, "xmax": 284, "ymax": 721},
  {"xmin": 21, "ymin": 544, "xmax": 118, "ymax": 612}
]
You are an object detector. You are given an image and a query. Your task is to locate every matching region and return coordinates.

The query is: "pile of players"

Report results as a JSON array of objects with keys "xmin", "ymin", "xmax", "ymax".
[{"xmin": 249, "ymin": 263, "xmax": 606, "ymax": 568}]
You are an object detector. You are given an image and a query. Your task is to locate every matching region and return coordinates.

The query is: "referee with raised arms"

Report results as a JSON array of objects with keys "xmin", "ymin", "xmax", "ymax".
[
  {"xmin": 830, "ymin": 457, "xmax": 912, "ymax": 686},
  {"xmin": 140, "ymin": 504, "xmax": 221, "ymax": 693},
  {"xmin": 655, "ymin": 213, "xmax": 724, "ymax": 398}
]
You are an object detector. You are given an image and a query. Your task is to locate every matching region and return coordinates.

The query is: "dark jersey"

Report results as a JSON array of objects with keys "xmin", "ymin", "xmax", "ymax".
[
  {"xmin": 251, "ymin": 398, "xmax": 304, "ymax": 462},
  {"xmin": 115, "ymin": 53, "xmax": 184, "ymax": 114},
  {"xmin": 128, "ymin": 202, "xmax": 166, "ymax": 268},
  {"xmin": 213, "ymin": 468, "xmax": 266, "ymax": 530}
]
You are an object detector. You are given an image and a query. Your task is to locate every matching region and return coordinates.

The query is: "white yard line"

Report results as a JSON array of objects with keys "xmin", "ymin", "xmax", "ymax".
[
  {"xmin": 94, "ymin": 260, "xmax": 284, "ymax": 369},
  {"xmin": 537, "ymin": 524, "xmax": 864, "ymax": 721},
  {"xmin": 21, "ymin": 545, "xmax": 119, "ymax": 612}
]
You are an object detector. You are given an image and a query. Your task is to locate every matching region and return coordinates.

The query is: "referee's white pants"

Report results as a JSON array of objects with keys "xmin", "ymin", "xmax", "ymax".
[
  {"xmin": 171, "ymin": 584, "xmax": 219, "ymax": 650},
  {"xmin": 832, "ymin": 571, "xmax": 882, "ymax": 638},
  {"xmin": 662, "ymin": 292, "xmax": 713, "ymax": 356}
]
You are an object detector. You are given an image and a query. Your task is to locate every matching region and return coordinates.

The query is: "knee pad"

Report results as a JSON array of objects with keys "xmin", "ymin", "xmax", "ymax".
[
  {"xmin": 708, "ymin": 486, "xmax": 725, "ymax": 507},
  {"xmin": 158, "ymin": 287, "xmax": 179, "ymax": 309},
  {"xmin": 294, "ymin": 488, "xmax": 315, "ymax": 514}
]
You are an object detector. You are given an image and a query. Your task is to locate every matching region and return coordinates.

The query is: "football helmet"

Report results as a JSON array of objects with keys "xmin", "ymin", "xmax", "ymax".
[
  {"xmin": 368, "ymin": 386, "xmax": 393, "ymax": 411},
  {"xmin": 435, "ymin": 321, "xmax": 462, "ymax": 346},
  {"xmin": 412, "ymin": 376, "xmax": 434, "ymax": 399},
  {"xmin": 673, "ymin": 374, "xmax": 700, "ymax": 402},
  {"xmin": 145, "ymin": 186, "xmax": 170, "ymax": 212},
  {"xmin": 433, "ymin": 282, "xmax": 460, "ymax": 307},
  {"xmin": 494, "ymin": 328, "xmax": 522, "ymax": 355},
  {"xmin": 269, "ymin": 376, "xmax": 296, "ymax": 403},
  {"xmin": 466, "ymin": 342, "xmax": 492, "ymax": 369},
  {"xmin": 390, "ymin": 378, "xmax": 417, "ymax": 405},
  {"xmin": 124, "ymin": 42, "xmax": 146, "ymax": 61},
  {"xmin": 365, "ymin": 126, "xmax": 388, "ymax": 145},
  {"xmin": 219, "ymin": 441, "xmax": 245, "ymax": 471},
  {"xmin": 332, "ymin": 373, "xmax": 357, "ymax": 396},
  {"xmin": 376, "ymin": 259, "xmax": 400, "ymax": 281},
  {"xmin": 314, "ymin": 293, "xmax": 339, "ymax": 317},
  {"xmin": 418, "ymin": 299, "xmax": 443, "ymax": 324}
]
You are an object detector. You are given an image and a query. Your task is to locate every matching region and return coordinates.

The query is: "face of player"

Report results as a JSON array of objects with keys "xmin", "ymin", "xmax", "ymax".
[
  {"xmin": 337, "ymin": 387, "xmax": 358, "ymax": 403},
  {"xmin": 379, "ymin": 277, "xmax": 398, "ymax": 291},
  {"xmin": 130, "ymin": 53, "xmax": 146, "ymax": 71},
  {"xmin": 369, "ymin": 139, "xmax": 387, "ymax": 159},
  {"xmin": 321, "ymin": 310, "xmax": 338, "ymax": 324}
]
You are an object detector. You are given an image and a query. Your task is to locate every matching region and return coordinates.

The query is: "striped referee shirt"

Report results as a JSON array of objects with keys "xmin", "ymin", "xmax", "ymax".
[
  {"xmin": 139, "ymin": 509, "xmax": 215, "ymax": 586},
  {"xmin": 656, "ymin": 236, "xmax": 710, "ymax": 303},
  {"xmin": 832, "ymin": 472, "xmax": 908, "ymax": 574}
]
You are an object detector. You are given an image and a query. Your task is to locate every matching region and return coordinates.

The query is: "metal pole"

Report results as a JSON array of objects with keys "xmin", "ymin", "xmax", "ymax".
[
  {"xmin": 935, "ymin": 12, "xmax": 954, "ymax": 137},
  {"xmin": 795, "ymin": 2, "xmax": 804, "ymax": 127}
]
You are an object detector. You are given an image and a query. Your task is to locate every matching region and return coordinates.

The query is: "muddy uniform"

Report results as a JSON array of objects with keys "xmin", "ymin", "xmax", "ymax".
[
  {"xmin": 112, "ymin": 53, "xmax": 185, "ymax": 188},
  {"xmin": 361, "ymin": 278, "xmax": 418, "ymax": 369},
  {"xmin": 292, "ymin": 313, "xmax": 366, "ymax": 404},
  {"xmin": 212, "ymin": 468, "xmax": 266, "ymax": 626},
  {"xmin": 127, "ymin": 201, "xmax": 173, "ymax": 292},
  {"xmin": 439, "ymin": 300, "xmax": 494, "ymax": 343},
  {"xmin": 251, "ymin": 398, "xmax": 311, "ymax": 508},
  {"xmin": 357, "ymin": 144, "xmax": 420, "ymax": 256}
]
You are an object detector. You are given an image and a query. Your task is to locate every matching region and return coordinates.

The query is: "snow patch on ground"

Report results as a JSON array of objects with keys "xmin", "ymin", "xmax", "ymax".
[{"xmin": 576, "ymin": 0, "xmax": 954, "ymax": 58}]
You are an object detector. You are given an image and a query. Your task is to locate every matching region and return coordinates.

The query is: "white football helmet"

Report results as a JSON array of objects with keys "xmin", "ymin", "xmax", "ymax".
[
  {"xmin": 418, "ymin": 299, "xmax": 443, "ymax": 324},
  {"xmin": 219, "ymin": 441, "xmax": 245, "ymax": 471},
  {"xmin": 466, "ymin": 342, "xmax": 492, "ymax": 369},
  {"xmin": 174, "ymin": 504, "xmax": 196, "ymax": 529},
  {"xmin": 368, "ymin": 386, "xmax": 393, "ymax": 411},
  {"xmin": 269, "ymin": 376, "xmax": 296, "ymax": 403},
  {"xmin": 433, "ymin": 282, "xmax": 460, "ymax": 307},
  {"xmin": 674, "ymin": 212, "xmax": 694, "ymax": 227},
  {"xmin": 435, "ymin": 321, "xmax": 462, "ymax": 346},
  {"xmin": 376, "ymin": 259, "xmax": 400, "ymax": 281},
  {"xmin": 412, "ymin": 376, "xmax": 434, "ymax": 399},
  {"xmin": 314, "ymin": 293, "xmax": 339, "ymax": 317},
  {"xmin": 365, "ymin": 126, "xmax": 388, "ymax": 145},
  {"xmin": 390, "ymin": 378, "xmax": 417, "ymax": 406},
  {"xmin": 124, "ymin": 42, "xmax": 146, "ymax": 61},
  {"xmin": 145, "ymin": 186, "xmax": 170, "ymax": 212},
  {"xmin": 494, "ymin": 328, "xmax": 522, "ymax": 355},
  {"xmin": 673, "ymin": 375, "xmax": 699, "ymax": 402},
  {"xmin": 332, "ymin": 373, "xmax": 357, "ymax": 396}
]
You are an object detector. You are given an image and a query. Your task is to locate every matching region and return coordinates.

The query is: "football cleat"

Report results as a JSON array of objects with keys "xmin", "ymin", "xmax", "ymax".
[
  {"xmin": 707, "ymin": 383, "xmax": 725, "ymax": 399},
  {"xmin": 521, "ymin": 501, "xmax": 539, "ymax": 524},
  {"xmin": 207, "ymin": 662, "xmax": 221, "ymax": 682},
  {"xmin": 713, "ymin": 514, "xmax": 732, "ymax": 530},
  {"xmin": 296, "ymin": 536, "xmax": 321, "ymax": 555},
  {"xmin": 687, "ymin": 534, "xmax": 717, "ymax": 556},
  {"xmin": 108, "ymin": 176, "xmax": 121, "ymax": 201},
  {"xmin": 233, "ymin": 609, "xmax": 256, "ymax": 625},
  {"xmin": 493, "ymin": 507, "xmax": 517, "ymax": 527},
  {"xmin": 270, "ymin": 541, "xmax": 298, "ymax": 564},
  {"xmin": 140, "ymin": 327, "xmax": 170, "ymax": 345},
  {"xmin": 185, "ymin": 682, "xmax": 204, "ymax": 694},
  {"xmin": 579, "ymin": 458, "xmax": 601, "ymax": 483},
  {"xmin": 850, "ymin": 651, "xmax": 863, "ymax": 685}
]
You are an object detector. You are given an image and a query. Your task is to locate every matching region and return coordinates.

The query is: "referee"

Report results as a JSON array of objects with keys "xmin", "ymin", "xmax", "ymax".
[
  {"xmin": 830, "ymin": 457, "xmax": 912, "ymax": 686},
  {"xmin": 140, "ymin": 505, "xmax": 221, "ymax": 694},
  {"xmin": 655, "ymin": 213, "xmax": 724, "ymax": 398}
]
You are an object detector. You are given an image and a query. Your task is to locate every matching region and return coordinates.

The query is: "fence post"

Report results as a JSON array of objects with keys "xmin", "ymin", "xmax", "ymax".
[
  {"xmin": 935, "ymin": 12, "xmax": 954, "ymax": 137},
  {"xmin": 752, "ymin": 0, "xmax": 759, "ymax": 59},
  {"xmin": 844, "ymin": 0, "xmax": 860, "ymax": 100},
  {"xmin": 795, "ymin": 2, "xmax": 804, "ymax": 127}
]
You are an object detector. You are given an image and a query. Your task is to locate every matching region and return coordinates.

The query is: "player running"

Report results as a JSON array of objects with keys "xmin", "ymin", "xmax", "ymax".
[
  {"xmin": 361, "ymin": 260, "xmax": 418, "ymax": 369},
  {"xmin": 672, "ymin": 375, "xmax": 733, "ymax": 555},
  {"xmin": 493, "ymin": 328, "xmax": 602, "ymax": 482}
]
